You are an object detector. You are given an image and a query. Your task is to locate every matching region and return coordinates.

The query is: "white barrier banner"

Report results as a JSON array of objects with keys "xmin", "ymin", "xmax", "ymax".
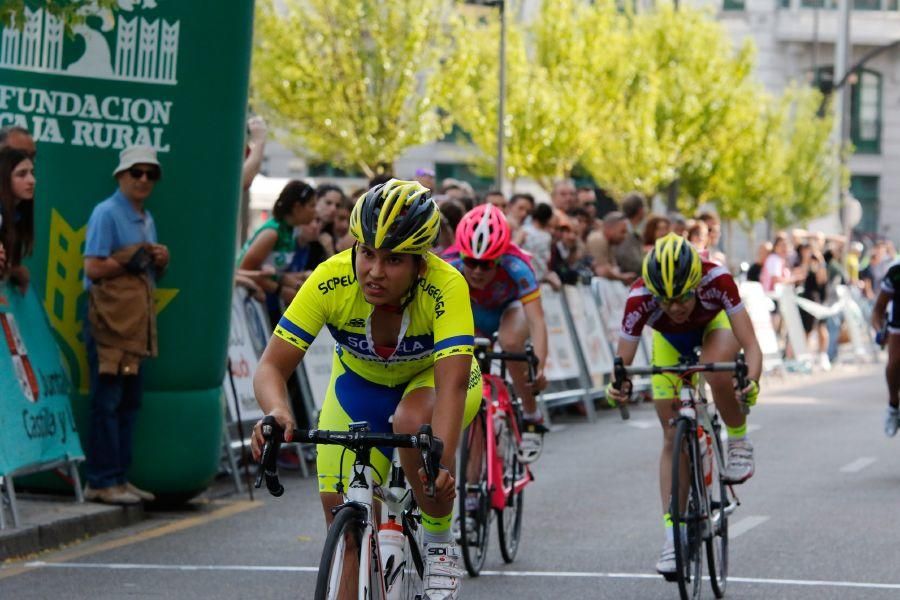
[
  {"xmin": 540, "ymin": 284, "xmax": 581, "ymax": 380},
  {"xmin": 224, "ymin": 287, "xmax": 268, "ymax": 422},
  {"xmin": 836, "ymin": 285, "xmax": 875, "ymax": 359},
  {"xmin": 739, "ymin": 281, "xmax": 780, "ymax": 361},
  {"xmin": 301, "ymin": 327, "xmax": 338, "ymax": 411},
  {"xmin": 591, "ymin": 278, "xmax": 628, "ymax": 350},
  {"xmin": 776, "ymin": 285, "xmax": 812, "ymax": 361},
  {"xmin": 591, "ymin": 277, "xmax": 651, "ymax": 367},
  {"xmin": 794, "ymin": 296, "xmax": 843, "ymax": 320},
  {"xmin": 565, "ymin": 285, "xmax": 614, "ymax": 387}
]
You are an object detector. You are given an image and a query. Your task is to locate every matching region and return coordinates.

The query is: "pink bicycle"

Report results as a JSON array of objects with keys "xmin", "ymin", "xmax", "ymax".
[{"xmin": 457, "ymin": 337, "xmax": 536, "ymax": 576}]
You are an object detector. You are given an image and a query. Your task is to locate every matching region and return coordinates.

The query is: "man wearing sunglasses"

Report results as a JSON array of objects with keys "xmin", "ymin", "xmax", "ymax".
[
  {"xmin": 606, "ymin": 233, "xmax": 762, "ymax": 577},
  {"xmin": 81, "ymin": 145, "xmax": 169, "ymax": 505},
  {"xmin": 443, "ymin": 204, "xmax": 549, "ymax": 464}
]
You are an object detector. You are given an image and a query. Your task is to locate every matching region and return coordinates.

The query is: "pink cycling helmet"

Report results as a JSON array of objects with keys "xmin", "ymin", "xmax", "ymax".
[{"xmin": 455, "ymin": 204, "xmax": 511, "ymax": 261}]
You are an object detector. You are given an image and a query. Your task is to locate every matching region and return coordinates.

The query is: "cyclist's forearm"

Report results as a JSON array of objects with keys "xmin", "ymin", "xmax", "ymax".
[
  {"xmin": 432, "ymin": 357, "xmax": 469, "ymax": 464},
  {"xmin": 531, "ymin": 322, "xmax": 548, "ymax": 368},
  {"xmin": 253, "ymin": 361, "xmax": 293, "ymax": 417},
  {"xmin": 744, "ymin": 340, "xmax": 763, "ymax": 382},
  {"xmin": 615, "ymin": 338, "xmax": 640, "ymax": 365}
]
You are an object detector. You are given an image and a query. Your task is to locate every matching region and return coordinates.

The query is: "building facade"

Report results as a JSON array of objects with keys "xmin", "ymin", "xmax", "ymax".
[{"xmin": 715, "ymin": 0, "xmax": 899, "ymax": 244}]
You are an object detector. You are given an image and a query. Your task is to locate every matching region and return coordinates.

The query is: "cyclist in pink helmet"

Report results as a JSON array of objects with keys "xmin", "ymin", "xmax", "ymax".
[{"xmin": 443, "ymin": 204, "xmax": 549, "ymax": 463}]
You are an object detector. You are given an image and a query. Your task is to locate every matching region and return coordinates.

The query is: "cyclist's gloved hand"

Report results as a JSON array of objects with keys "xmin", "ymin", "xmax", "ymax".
[
  {"xmin": 740, "ymin": 379, "xmax": 760, "ymax": 407},
  {"xmin": 419, "ymin": 465, "xmax": 456, "ymax": 502},
  {"xmin": 605, "ymin": 380, "xmax": 630, "ymax": 408},
  {"xmin": 250, "ymin": 407, "xmax": 296, "ymax": 463}
]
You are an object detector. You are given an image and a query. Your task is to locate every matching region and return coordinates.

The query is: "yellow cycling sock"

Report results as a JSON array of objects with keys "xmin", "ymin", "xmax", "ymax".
[
  {"xmin": 726, "ymin": 423, "xmax": 747, "ymax": 439},
  {"xmin": 421, "ymin": 511, "xmax": 452, "ymax": 544}
]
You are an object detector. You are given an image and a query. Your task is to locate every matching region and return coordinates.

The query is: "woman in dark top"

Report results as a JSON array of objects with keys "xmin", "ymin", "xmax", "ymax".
[{"xmin": 0, "ymin": 147, "xmax": 36, "ymax": 292}]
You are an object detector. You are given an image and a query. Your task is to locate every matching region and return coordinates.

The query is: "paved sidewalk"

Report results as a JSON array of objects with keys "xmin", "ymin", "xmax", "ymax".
[
  {"xmin": 0, "ymin": 473, "xmax": 257, "ymax": 562},
  {"xmin": 0, "ymin": 494, "xmax": 145, "ymax": 561}
]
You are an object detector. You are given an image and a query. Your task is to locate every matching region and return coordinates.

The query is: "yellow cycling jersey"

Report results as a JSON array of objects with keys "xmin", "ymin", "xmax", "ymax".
[{"xmin": 274, "ymin": 249, "xmax": 475, "ymax": 386}]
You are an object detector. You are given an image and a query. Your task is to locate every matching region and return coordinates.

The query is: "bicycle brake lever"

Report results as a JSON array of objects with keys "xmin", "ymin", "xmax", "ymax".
[{"xmin": 254, "ymin": 416, "xmax": 285, "ymax": 497}]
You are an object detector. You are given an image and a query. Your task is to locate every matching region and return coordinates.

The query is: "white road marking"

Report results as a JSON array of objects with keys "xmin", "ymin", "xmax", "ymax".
[
  {"xmin": 627, "ymin": 419, "xmax": 656, "ymax": 430},
  {"xmin": 840, "ymin": 457, "xmax": 877, "ymax": 473},
  {"xmin": 19, "ymin": 561, "xmax": 900, "ymax": 590},
  {"xmin": 728, "ymin": 515, "xmax": 770, "ymax": 538}
]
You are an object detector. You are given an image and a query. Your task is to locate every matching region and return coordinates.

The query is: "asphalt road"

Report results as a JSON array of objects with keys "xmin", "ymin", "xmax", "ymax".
[{"xmin": 2, "ymin": 362, "xmax": 898, "ymax": 599}]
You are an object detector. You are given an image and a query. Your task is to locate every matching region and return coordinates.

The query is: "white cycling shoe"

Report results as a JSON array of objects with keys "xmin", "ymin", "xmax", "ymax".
[
  {"xmin": 884, "ymin": 406, "xmax": 899, "ymax": 438},
  {"xmin": 723, "ymin": 438, "xmax": 755, "ymax": 484},
  {"xmin": 517, "ymin": 420, "xmax": 548, "ymax": 464},
  {"xmin": 656, "ymin": 539, "xmax": 676, "ymax": 576},
  {"xmin": 423, "ymin": 542, "xmax": 463, "ymax": 600}
]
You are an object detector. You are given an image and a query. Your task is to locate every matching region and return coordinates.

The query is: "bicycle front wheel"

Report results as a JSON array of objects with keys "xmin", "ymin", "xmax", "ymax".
[
  {"xmin": 497, "ymin": 408, "xmax": 524, "ymax": 564},
  {"xmin": 315, "ymin": 505, "xmax": 372, "ymax": 600},
  {"xmin": 706, "ymin": 425, "xmax": 729, "ymax": 598},
  {"xmin": 459, "ymin": 409, "xmax": 490, "ymax": 576},
  {"xmin": 670, "ymin": 419, "xmax": 704, "ymax": 600}
]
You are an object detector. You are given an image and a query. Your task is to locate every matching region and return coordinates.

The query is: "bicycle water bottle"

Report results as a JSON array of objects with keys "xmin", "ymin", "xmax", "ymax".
[
  {"xmin": 698, "ymin": 426, "xmax": 713, "ymax": 489},
  {"xmin": 379, "ymin": 518, "xmax": 406, "ymax": 599}
]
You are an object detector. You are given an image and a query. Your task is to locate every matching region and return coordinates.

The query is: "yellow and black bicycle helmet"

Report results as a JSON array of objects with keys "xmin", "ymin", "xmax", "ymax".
[
  {"xmin": 642, "ymin": 233, "xmax": 703, "ymax": 300},
  {"xmin": 349, "ymin": 179, "xmax": 441, "ymax": 254}
]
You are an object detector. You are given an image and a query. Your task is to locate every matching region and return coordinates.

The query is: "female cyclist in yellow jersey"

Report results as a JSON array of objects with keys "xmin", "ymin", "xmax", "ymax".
[{"xmin": 251, "ymin": 180, "xmax": 478, "ymax": 600}]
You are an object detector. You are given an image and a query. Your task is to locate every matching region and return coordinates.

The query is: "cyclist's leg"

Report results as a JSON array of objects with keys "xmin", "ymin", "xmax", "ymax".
[
  {"xmin": 497, "ymin": 302, "xmax": 547, "ymax": 463},
  {"xmin": 887, "ymin": 303, "xmax": 900, "ymax": 409},
  {"xmin": 701, "ymin": 311, "xmax": 754, "ymax": 482},
  {"xmin": 496, "ymin": 302, "xmax": 537, "ymax": 416},
  {"xmin": 393, "ymin": 360, "xmax": 481, "ymax": 599},
  {"xmin": 699, "ymin": 313, "xmax": 743, "ymax": 430},
  {"xmin": 651, "ymin": 330, "xmax": 691, "ymax": 573}
]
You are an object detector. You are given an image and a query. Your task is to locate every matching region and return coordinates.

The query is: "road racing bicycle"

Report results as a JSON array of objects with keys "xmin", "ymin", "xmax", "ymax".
[
  {"xmin": 613, "ymin": 352, "xmax": 750, "ymax": 600},
  {"xmin": 256, "ymin": 416, "xmax": 443, "ymax": 600},
  {"xmin": 457, "ymin": 337, "xmax": 536, "ymax": 576}
]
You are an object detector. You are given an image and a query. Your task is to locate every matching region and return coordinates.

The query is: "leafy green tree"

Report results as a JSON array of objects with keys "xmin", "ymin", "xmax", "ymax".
[
  {"xmin": 251, "ymin": 0, "xmax": 459, "ymax": 178},
  {"xmin": 437, "ymin": 0, "xmax": 622, "ymax": 188},
  {"xmin": 581, "ymin": 3, "xmax": 755, "ymax": 201},
  {"xmin": 1, "ymin": 1, "xmax": 118, "ymax": 37}
]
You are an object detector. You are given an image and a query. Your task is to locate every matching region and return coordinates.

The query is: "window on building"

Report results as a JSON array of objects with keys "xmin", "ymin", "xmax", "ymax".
[
  {"xmin": 851, "ymin": 70, "xmax": 882, "ymax": 153},
  {"xmin": 811, "ymin": 66, "xmax": 882, "ymax": 154},
  {"xmin": 849, "ymin": 175, "xmax": 879, "ymax": 235},
  {"xmin": 723, "ymin": 0, "xmax": 745, "ymax": 10}
]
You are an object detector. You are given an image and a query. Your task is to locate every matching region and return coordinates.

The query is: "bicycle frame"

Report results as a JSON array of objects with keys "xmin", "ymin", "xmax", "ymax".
[
  {"xmin": 671, "ymin": 374, "xmax": 737, "ymax": 520},
  {"xmin": 327, "ymin": 460, "xmax": 385, "ymax": 600},
  {"xmin": 256, "ymin": 420, "xmax": 440, "ymax": 600},
  {"xmin": 481, "ymin": 373, "xmax": 531, "ymax": 510}
]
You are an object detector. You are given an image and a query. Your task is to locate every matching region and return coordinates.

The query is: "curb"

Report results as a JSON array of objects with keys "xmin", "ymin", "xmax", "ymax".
[{"xmin": 1, "ymin": 501, "xmax": 145, "ymax": 561}]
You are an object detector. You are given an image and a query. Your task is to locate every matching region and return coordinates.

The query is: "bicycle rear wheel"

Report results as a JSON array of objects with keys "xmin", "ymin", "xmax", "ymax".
[
  {"xmin": 459, "ymin": 409, "xmax": 490, "ymax": 576},
  {"xmin": 497, "ymin": 408, "xmax": 524, "ymax": 563},
  {"xmin": 670, "ymin": 419, "xmax": 704, "ymax": 600},
  {"xmin": 706, "ymin": 424, "xmax": 729, "ymax": 598},
  {"xmin": 315, "ymin": 505, "xmax": 371, "ymax": 600}
]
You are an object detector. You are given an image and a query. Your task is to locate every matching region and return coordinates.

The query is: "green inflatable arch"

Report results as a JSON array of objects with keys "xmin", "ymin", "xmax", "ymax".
[{"xmin": 3, "ymin": 1, "xmax": 255, "ymax": 497}]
